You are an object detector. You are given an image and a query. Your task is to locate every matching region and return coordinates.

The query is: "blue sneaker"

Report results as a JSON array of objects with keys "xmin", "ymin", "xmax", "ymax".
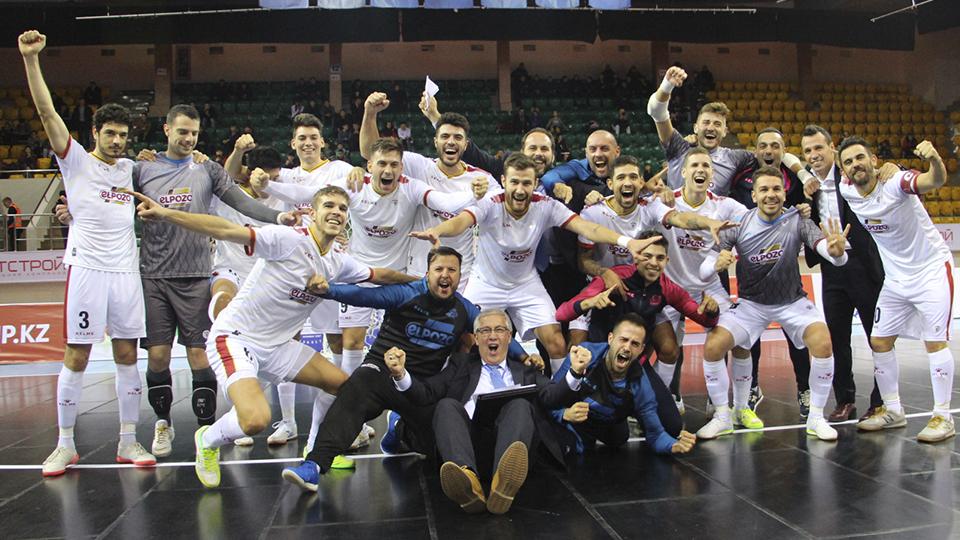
[
  {"xmin": 379, "ymin": 411, "xmax": 402, "ymax": 454},
  {"xmin": 282, "ymin": 460, "xmax": 320, "ymax": 493}
]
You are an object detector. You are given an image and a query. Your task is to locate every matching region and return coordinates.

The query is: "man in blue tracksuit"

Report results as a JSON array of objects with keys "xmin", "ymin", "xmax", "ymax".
[{"xmin": 551, "ymin": 314, "xmax": 697, "ymax": 456}]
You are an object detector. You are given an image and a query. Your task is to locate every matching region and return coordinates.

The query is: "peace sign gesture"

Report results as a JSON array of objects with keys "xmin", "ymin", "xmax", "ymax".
[{"xmin": 820, "ymin": 218, "xmax": 850, "ymax": 257}]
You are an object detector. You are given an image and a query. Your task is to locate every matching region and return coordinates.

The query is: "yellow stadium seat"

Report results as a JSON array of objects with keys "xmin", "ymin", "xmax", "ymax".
[
  {"xmin": 13, "ymin": 96, "xmax": 28, "ymax": 107},
  {"xmin": 36, "ymin": 157, "xmax": 52, "ymax": 169},
  {"xmin": 19, "ymin": 107, "xmax": 35, "ymax": 120},
  {"xmin": 947, "ymin": 159, "xmax": 959, "ymax": 174},
  {"xmin": 788, "ymin": 134, "xmax": 801, "ymax": 146},
  {"xmin": 771, "ymin": 111, "xmax": 783, "ymax": 122},
  {"xmin": 706, "ymin": 91, "xmax": 718, "ymax": 100},
  {"xmin": 877, "ymin": 124, "xmax": 890, "ymax": 135},
  {"xmin": 9, "ymin": 144, "xmax": 25, "ymax": 158},
  {"xmin": 926, "ymin": 202, "xmax": 940, "ymax": 217},
  {"xmin": 737, "ymin": 133, "xmax": 752, "ymax": 146},
  {"xmin": 741, "ymin": 122, "xmax": 755, "ymax": 134},
  {"xmin": 951, "ymin": 187, "xmax": 960, "ymax": 200},
  {"xmin": 783, "ymin": 111, "xmax": 796, "ymax": 122},
  {"xmin": 8, "ymin": 174, "xmax": 25, "ymax": 179},
  {"xmin": 0, "ymin": 146, "xmax": 8, "ymax": 159},
  {"xmin": 758, "ymin": 111, "xmax": 771, "ymax": 122}
]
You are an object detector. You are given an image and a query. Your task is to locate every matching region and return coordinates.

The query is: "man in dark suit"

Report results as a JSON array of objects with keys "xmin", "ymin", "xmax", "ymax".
[
  {"xmin": 386, "ymin": 309, "xmax": 586, "ymax": 515},
  {"xmin": 801, "ymin": 124, "xmax": 887, "ymax": 421}
]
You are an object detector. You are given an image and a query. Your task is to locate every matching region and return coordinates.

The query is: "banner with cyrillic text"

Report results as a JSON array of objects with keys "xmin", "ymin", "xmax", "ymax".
[{"xmin": 0, "ymin": 250, "xmax": 67, "ymax": 283}]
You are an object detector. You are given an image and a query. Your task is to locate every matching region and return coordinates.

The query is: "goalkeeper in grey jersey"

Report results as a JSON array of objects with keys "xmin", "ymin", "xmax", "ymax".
[{"xmin": 695, "ymin": 166, "xmax": 851, "ymax": 442}]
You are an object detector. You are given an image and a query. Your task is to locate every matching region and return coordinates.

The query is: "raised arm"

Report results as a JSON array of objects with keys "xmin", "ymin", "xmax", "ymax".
[
  {"xmin": 223, "ymin": 133, "xmax": 256, "ymax": 179},
  {"xmin": 325, "ymin": 280, "xmax": 419, "ymax": 310},
  {"xmin": 647, "ymin": 66, "xmax": 686, "ymax": 146},
  {"xmin": 360, "ymin": 92, "xmax": 389, "ymax": 160},
  {"xmin": 19, "ymin": 31, "xmax": 69, "ymax": 156},
  {"xmin": 132, "ymin": 191, "xmax": 253, "ymax": 245},
  {"xmin": 912, "ymin": 140, "xmax": 947, "ymax": 194}
]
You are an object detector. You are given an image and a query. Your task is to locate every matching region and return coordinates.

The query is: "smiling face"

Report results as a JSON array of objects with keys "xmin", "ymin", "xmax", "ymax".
[
  {"xmin": 751, "ymin": 174, "xmax": 786, "ymax": 220},
  {"xmin": 502, "ymin": 166, "xmax": 538, "ymax": 217},
  {"xmin": 475, "ymin": 312, "xmax": 511, "ymax": 365},
  {"xmin": 368, "ymin": 149, "xmax": 403, "ymax": 196},
  {"xmin": 801, "ymin": 132, "xmax": 835, "ymax": 178},
  {"xmin": 426, "ymin": 253, "xmax": 461, "ymax": 301},
  {"xmin": 633, "ymin": 242, "xmax": 668, "ymax": 283},
  {"xmin": 608, "ymin": 163, "xmax": 643, "ymax": 211},
  {"xmin": 309, "ymin": 193, "xmax": 349, "ymax": 238},
  {"xmin": 682, "ymin": 152, "xmax": 714, "ymax": 196},
  {"xmin": 839, "ymin": 144, "xmax": 878, "ymax": 190},
  {"xmin": 693, "ymin": 112, "xmax": 727, "ymax": 150},
  {"xmin": 434, "ymin": 124, "xmax": 467, "ymax": 168},
  {"xmin": 605, "ymin": 321, "xmax": 647, "ymax": 379},
  {"xmin": 755, "ymin": 131, "xmax": 785, "ymax": 169},
  {"xmin": 93, "ymin": 122, "xmax": 129, "ymax": 160},
  {"xmin": 521, "ymin": 131, "xmax": 555, "ymax": 176},
  {"xmin": 163, "ymin": 114, "xmax": 200, "ymax": 159},
  {"xmin": 291, "ymin": 126, "xmax": 325, "ymax": 167},
  {"xmin": 585, "ymin": 131, "xmax": 620, "ymax": 179}
]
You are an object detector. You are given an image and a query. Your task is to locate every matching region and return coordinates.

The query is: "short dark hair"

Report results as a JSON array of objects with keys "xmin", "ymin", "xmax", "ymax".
[
  {"xmin": 756, "ymin": 127, "xmax": 783, "ymax": 139},
  {"xmin": 369, "ymin": 137, "xmax": 404, "ymax": 157},
  {"xmin": 503, "ymin": 153, "xmax": 537, "ymax": 174},
  {"xmin": 611, "ymin": 155, "xmax": 640, "ymax": 174},
  {"xmin": 801, "ymin": 124, "xmax": 832, "ymax": 144},
  {"xmin": 682, "ymin": 146, "xmax": 712, "ymax": 168},
  {"xmin": 637, "ymin": 229, "xmax": 669, "ymax": 252},
  {"xmin": 838, "ymin": 136, "xmax": 871, "ymax": 160},
  {"xmin": 292, "ymin": 113, "xmax": 323, "ymax": 137},
  {"xmin": 312, "ymin": 185, "xmax": 349, "ymax": 208},
  {"xmin": 427, "ymin": 246, "xmax": 463, "ymax": 268},
  {"xmin": 751, "ymin": 165, "xmax": 783, "ymax": 187},
  {"xmin": 246, "ymin": 147, "xmax": 283, "ymax": 171},
  {"xmin": 612, "ymin": 313, "xmax": 648, "ymax": 335},
  {"xmin": 698, "ymin": 102, "xmax": 730, "ymax": 120},
  {"xmin": 166, "ymin": 104, "xmax": 200, "ymax": 125},
  {"xmin": 520, "ymin": 127, "xmax": 554, "ymax": 150},
  {"xmin": 436, "ymin": 112, "xmax": 470, "ymax": 136},
  {"xmin": 92, "ymin": 103, "xmax": 131, "ymax": 132}
]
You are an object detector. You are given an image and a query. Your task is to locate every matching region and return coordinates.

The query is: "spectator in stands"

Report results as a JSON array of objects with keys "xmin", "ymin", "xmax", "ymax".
[
  {"xmin": 555, "ymin": 134, "xmax": 570, "ymax": 162},
  {"xmin": 513, "ymin": 107, "xmax": 529, "ymax": 134},
  {"xmin": 70, "ymin": 98, "xmax": 94, "ymax": 148},
  {"xmin": 397, "ymin": 122, "xmax": 413, "ymax": 150},
  {"xmin": 382, "ymin": 121, "xmax": 398, "ymax": 139},
  {"xmin": 512, "ymin": 62, "xmax": 528, "ymax": 82},
  {"xmin": 697, "ymin": 65, "xmax": 715, "ymax": 91},
  {"xmin": 3, "ymin": 196, "xmax": 24, "ymax": 252},
  {"xmin": 546, "ymin": 111, "xmax": 565, "ymax": 133},
  {"xmin": 877, "ymin": 139, "xmax": 894, "ymax": 159},
  {"xmin": 602, "ymin": 64, "xmax": 616, "ymax": 92},
  {"xmin": 612, "ymin": 108, "xmax": 631, "ymax": 136},
  {"xmin": 349, "ymin": 123, "xmax": 361, "ymax": 152},
  {"xmin": 391, "ymin": 83, "xmax": 408, "ymax": 112},
  {"xmin": 335, "ymin": 143, "xmax": 349, "ymax": 162},
  {"xmin": 351, "ymin": 94, "xmax": 365, "ymax": 122},
  {"xmin": 16, "ymin": 146, "xmax": 36, "ymax": 175},
  {"xmin": 51, "ymin": 92, "xmax": 67, "ymax": 117},
  {"xmin": 586, "ymin": 118, "xmax": 601, "ymax": 133},
  {"xmin": 900, "ymin": 134, "xmax": 918, "ymax": 158},
  {"xmin": 319, "ymin": 100, "xmax": 335, "ymax": 127},
  {"xmin": 199, "ymin": 103, "xmax": 216, "ymax": 130},
  {"xmin": 333, "ymin": 109, "xmax": 350, "ymax": 133},
  {"xmin": 83, "ymin": 81, "xmax": 102, "ymax": 106},
  {"xmin": 290, "ymin": 101, "xmax": 305, "ymax": 119},
  {"xmin": 221, "ymin": 125, "xmax": 239, "ymax": 153},
  {"xmin": 530, "ymin": 107, "xmax": 543, "ymax": 129},
  {"xmin": 336, "ymin": 124, "xmax": 352, "ymax": 149}
]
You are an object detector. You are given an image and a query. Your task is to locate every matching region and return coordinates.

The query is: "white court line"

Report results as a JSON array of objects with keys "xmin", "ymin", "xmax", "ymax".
[{"xmin": 2, "ymin": 408, "xmax": 958, "ymax": 471}]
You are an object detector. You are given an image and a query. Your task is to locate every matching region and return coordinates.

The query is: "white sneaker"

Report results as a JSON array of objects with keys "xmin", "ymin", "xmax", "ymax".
[
  {"xmin": 194, "ymin": 426, "xmax": 220, "ymax": 488},
  {"xmin": 42, "ymin": 446, "xmax": 79, "ymax": 477},
  {"xmin": 234, "ymin": 436, "xmax": 254, "ymax": 447},
  {"xmin": 267, "ymin": 420, "xmax": 297, "ymax": 446},
  {"xmin": 917, "ymin": 414, "xmax": 956, "ymax": 443},
  {"xmin": 696, "ymin": 416, "xmax": 734, "ymax": 440},
  {"xmin": 806, "ymin": 416, "xmax": 838, "ymax": 441},
  {"xmin": 350, "ymin": 427, "xmax": 371, "ymax": 450},
  {"xmin": 117, "ymin": 442, "xmax": 157, "ymax": 466},
  {"xmin": 152, "ymin": 420, "xmax": 175, "ymax": 458}
]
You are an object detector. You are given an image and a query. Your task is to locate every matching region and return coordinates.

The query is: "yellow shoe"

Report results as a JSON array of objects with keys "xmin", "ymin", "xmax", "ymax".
[
  {"xmin": 735, "ymin": 408, "xmax": 764, "ymax": 430},
  {"xmin": 330, "ymin": 454, "xmax": 355, "ymax": 470},
  {"xmin": 194, "ymin": 426, "xmax": 221, "ymax": 488}
]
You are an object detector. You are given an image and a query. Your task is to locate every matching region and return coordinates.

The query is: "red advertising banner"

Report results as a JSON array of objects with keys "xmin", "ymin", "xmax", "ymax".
[{"xmin": 0, "ymin": 303, "xmax": 65, "ymax": 363}]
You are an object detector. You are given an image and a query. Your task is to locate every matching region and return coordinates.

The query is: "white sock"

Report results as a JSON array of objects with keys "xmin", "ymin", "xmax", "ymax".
[
  {"xmin": 202, "ymin": 407, "xmax": 245, "ymax": 449},
  {"xmin": 654, "ymin": 361, "xmax": 676, "ymax": 388},
  {"xmin": 277, "ymin": 382, "xmax": 297, "ymax": 423},
  {"xmin": 928, "ymin": 348, "xmax": 954, "ymax": 416},
  {"xmin": 330, "ymin": 353, "xmax": 343, "ymax": 369},
  {"xmin": 808, "ymin": 356, "xmax": 834, "ymax": 420},
  {"xmin": 703, "ymin": 359, "xmax": 730, "ymax": 420},
  {"xmin": 342, "ymin": 349, "xmax": 365, "ymax": 376},
  {"xmin": 306, "ymin": 391, "xmax": 336, "ymax": 452},
  {"xmin": 873, "ymin": 349, "xmax": 902, "ymax": 414},
  {"xmin": 114, "ymin": 363, "xmax": 142, "ymax": 445},
  {"xmin": 57, "ymin": 366, "xmax": 84, "ymax": 450},
  {"xmin": 731, "ymin": 356, "xmax": 752, "ymax": 410},
  {"xmin": 550, "ymin": 357, "xmax": 565, "ymax": 374}
]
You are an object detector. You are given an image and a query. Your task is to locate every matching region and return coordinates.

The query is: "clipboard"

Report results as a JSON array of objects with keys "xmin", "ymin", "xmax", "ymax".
[{"xmin": 472, "ymin": 384, "xmax": 538, "ymax": 427}]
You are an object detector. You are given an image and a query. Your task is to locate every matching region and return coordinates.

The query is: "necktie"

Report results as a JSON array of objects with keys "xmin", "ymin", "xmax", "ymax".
[{"xmin": 484, "ymin": 364, "xmax": 506, "ymax": 389}]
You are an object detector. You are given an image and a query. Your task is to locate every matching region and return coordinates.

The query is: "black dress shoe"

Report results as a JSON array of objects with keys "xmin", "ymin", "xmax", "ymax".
[
  {"xmin": 828, "ymin": 402, "xmax": 857, "ymax": 422},
  {"xmin": 859, "ymin": 405, "xmax": 879, "ymax": 423}
]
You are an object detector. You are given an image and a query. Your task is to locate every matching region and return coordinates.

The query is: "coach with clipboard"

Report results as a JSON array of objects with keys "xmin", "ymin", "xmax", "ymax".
[{"xmin": 386, "ymin": 309, "xmax": 588, "ymax": 515}]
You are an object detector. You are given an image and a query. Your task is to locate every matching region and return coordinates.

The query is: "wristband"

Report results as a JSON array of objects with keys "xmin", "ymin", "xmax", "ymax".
[
  {"xmin": 275, "ymin": 212, "xmax": 285, "ymax": 225},
  {"xmin": 569, "ymin": 368, "xmax": 585, "ymax": 379},
  {"xmin": 616, "ymin": 235, "xmax": 631, "ymax": 249},
  {"xmin": 659, "ymin": 76, "xmax": 676, "ymax": 94}
]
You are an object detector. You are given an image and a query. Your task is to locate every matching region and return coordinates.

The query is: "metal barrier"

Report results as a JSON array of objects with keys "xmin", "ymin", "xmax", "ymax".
[{"xmin": 2, "ymin": 212, "xmax": 67, "ymax": 252}]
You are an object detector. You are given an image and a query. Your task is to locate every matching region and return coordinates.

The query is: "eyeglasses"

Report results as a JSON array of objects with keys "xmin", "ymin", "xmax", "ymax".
[{"xmin": 475, "ymin": 326, "xmax": 511, "ymax": 336}]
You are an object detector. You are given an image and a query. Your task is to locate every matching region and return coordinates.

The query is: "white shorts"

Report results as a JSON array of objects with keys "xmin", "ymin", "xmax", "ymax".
[
  {"xmin": 64, "ymin": 266, "xmax": 145, "ymax": 344},
  {"xmin": 338, "ymin": 282, "xmax": 384, "ymax": 329},
  {"xmin": 873, "ymin": 261, "xmax": 954, "ymax": 341},
  {"xmin": 569, "ymin": 313, "xmax": 590, "ymax": 332},
  {"xmin": 209, "ymin": 266, "xmax": 243, "ymax": 290},
  {"xmin": 717, "ymin": 296, "xmax": 822, "ymax": 350},
  {"xmin": 464, "ymin": 273, "xmax": 558, "ymax": 341},
  {"xmin": 308, "ymin": 299, "xmax": 342, "ymax": 335},
  {"xmin": 207, "ymin": 332, "xmax": 315, "ymax": 390},
  {"xmin": 663, "ymin": 280, "xmax": 733, "ymax": 337}
]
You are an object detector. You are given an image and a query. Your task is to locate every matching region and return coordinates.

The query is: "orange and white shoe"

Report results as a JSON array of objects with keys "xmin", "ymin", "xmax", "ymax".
[
  {"xmin": 42, "ymin": 446, "xmax": 79, "ymax": 477},
  {"xmin": 117, "ymin": 442, "xmax": 157, "ymax": 467}
]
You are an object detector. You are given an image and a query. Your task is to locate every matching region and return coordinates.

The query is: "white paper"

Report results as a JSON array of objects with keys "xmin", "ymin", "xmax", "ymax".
[{"xmin": 424, "ymin": 76, "xmax": 440, "ymax": 98}]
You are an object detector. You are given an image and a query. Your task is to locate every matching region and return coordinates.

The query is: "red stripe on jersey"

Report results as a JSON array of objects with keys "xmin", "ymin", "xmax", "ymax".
[
  {"xmin": 399, "ymin": 175, "xmax": 408, "ymax": 184},
  {"xmin": 62, "ymin": 266, "xmax": 72, "ymax": 340},
  {"xmin": 560, "ymin": 213, "xmax": 577, "ymax": 229},
  {"xmin": 946, "ymin": 262, "xmax": 954, "ymax": 341},
  {"xmin": 673, "ymin": 188, "xmax": 682, "ymax": 199},
  {"xmin": 493, "ymin": 193, "xmax": 506, "ymax": 203},
  {"xmin": 578, "ymin": 241, "xmax": 595, "ymax": 249},
  {"xmin": 463, "ymin": 208, "xmax": 477, "ymax": 225},
  {"xmin": 57, "ymin": 138, "xmax": 72, "ymax": 160},
  {"xmin": 465, "ymin": 164, "xmax": 492, "ymax": 176},
  {"xmin": 422, "ymin": 189, "xmax": 432, "ymax": 206},
  {"xmin": 899, "ymin": 169, "xmax": 920, "ymax": 194},
  {"xmin": 661, "ymin": 209, "xmax": 676, "ymax": 228},
  {"xmin": 531, "ymin": 193, "xmax": 546, "ymax": 202},
  {"xmin": 215, "ymin": 335, "xmax": 236, "ymax": 377},
  {"xmin": 243, "ymin": 226, "xmax": 256, "ymax": 256}
]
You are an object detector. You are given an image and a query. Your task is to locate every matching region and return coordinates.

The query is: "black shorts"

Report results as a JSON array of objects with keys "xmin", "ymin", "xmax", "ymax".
[{"xmin": 141, "ymin": 277, "xmax": 212, "ymax": 349}]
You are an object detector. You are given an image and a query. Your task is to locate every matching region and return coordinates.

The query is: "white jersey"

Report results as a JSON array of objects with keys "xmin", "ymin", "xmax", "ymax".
[
  {"xmin": 55, "ymin": 138, "xmax": 138, "ymax": 272},
  {"xmin": 211, "ymin": 188, "xmax": 288, "ymax": 281},
  {"xmin": 662, "ymin": 189, "xmax": 748, "ymax": 291},
  {"xmin": 402, "ymin": 151, "xmax": 499, "ymax": 277},
  {"xmin": 468, "ymin": 193, "xmax": 575, "ymax": 287},
  {"xmin": 578, "ymin": 195, "xmax": 674, "ymax": 268},
  {"xmin": 840, "ymin": 170, "xmax": 951, "ymax": 281},
  {"xmin": 210, "ymin": 225, "xmax": 372, "ymax": 348},
  {"xmin": 278, "ymin": 159, "xmax": 355, "ymax": 211}
]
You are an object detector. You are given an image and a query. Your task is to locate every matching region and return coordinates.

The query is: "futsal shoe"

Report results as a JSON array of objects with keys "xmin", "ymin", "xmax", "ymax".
[
  {"xmin": 194, "ymin": 426, "xmax": 221, "ymax": 488},
  {"xmin": 330, "ymin": 455, "xmax": 356, "ymax": 470},
  {"xmin": 234, "ymin": 436, "xmax": 254, "ymax": 447},
  {"xmin": 856, "ymin": 406, "xmax": 907, "ymax": 431},
  {"xmin": 267, "ymin": 420, "xmax": 297, "ymax": 446},
  {"xmin": 797, "ymin": 390, "xmax": 811, "ymax": 418},
  {"xmin": 696, "ymin": 415, "xmax": 734, "ymax": 440},
  {"xmin": 379, "ymin": 411, "xmax": 402, "ymax": 454},
  {"xmin": 805, "ymin": 416, "xmax": 838, "ymax": 441},
  {"xmin": 748, "ymin": 385, "xmax": 764, "ymax": 412},
  {"xmin": 917, "ymin": 415, "xmax": 956, "ymax": 443},
  {"xmin": 735, "ymin": 408, "xmax": 764, "ymax": 430},
  {"xmin": 440, "ymin": 462, "xmax": 486, "ymax": 514},
  {"xmin": 487, "ymin": 441, "xmax": 528, "ymax": 515},
  {"xmin": 42, "ymin": 446, "xmax": 79, "ymax": 477},
  {"xmin": 282, "ymin": 461, "xmax": 321, "ymax": 492},
  {"xmin": 116, "ymin": 442, "xmax": 157, "ymax": 467},
  {"xmin": 152, "ymin": 420, "xmax": 175, "ymax": 458}
]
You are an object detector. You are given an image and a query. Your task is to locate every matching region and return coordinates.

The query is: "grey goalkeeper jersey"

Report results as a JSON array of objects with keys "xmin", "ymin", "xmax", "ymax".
[
  {"xmin": 715, "ymin": 207, "xmax": 823, "ymax": 305},
  {"xmin": 664, "ymin": 130, "xmax": 755, "ymax": 195}
]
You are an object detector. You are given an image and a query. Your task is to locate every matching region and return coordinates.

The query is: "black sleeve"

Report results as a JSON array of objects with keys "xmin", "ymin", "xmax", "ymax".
[
  {"xmin": 532, "ymin": 366, "xmax": 580, "ymax": 409},
  {"xmin": 405, "ymin": 354, "xmax": 467, "ymax": 406},
  {"xmin": 462, "ymin": 140, "xmax": 504, "ymax": 181}
]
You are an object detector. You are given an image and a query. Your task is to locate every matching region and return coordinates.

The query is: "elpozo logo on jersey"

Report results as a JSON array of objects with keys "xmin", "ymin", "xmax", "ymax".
[
  {"xmin": 677, "ymin": 233, "xmax": 707, "ymax": 250},
  {"xmin": 99, "ymin": 186, "xmax": 133, "ymax": 205},
  {"xmin": 864, "ymin": 219, "xmax": 889, "ymax": 233},
  {"xmin": 158, "ymin": 187, "xmax": 193, "ymax": 209},
  {"xmin": 364, "ymin": 225, "xmax": 396, "ymax": 238},
  {"xmin": 748, "ymin": 243, "xmax": 784, "ymax": 264},
  {"xmin": 288, "ymin": 287, "xmax": 319, "ymax": 305},
  {"xmin": 502, "ymin": 248, "xmax": 532, "ymax": 263}
]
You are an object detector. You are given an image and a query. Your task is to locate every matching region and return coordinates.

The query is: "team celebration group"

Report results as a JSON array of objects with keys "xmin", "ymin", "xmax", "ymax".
[{"xmin": 18, "ymin": 28, "xmax": 955, "ymax": 515}]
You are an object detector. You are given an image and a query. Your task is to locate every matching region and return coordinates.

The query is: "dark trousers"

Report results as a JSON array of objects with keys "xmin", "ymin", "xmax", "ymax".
[
  {"xmin": 572, "ymin": 418, "xmax": 631, "ymax": 450},
  {"xmin": 822, "ymin": 257, "xmax": 883, "ymax": 407},
  {"xmin": 306, "ymin": 362, "xmax": 436, "ymax": 472},
  {"xmin": 642, "ymin": 361, "xmax": 683, "ymax": 437},
  {"xmin": 433, "ymin": 397, "xmax": 536, "ymax": 477}
]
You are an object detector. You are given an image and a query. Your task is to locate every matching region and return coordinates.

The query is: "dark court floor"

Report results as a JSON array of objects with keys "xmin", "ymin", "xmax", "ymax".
[{"xmin": 1, "ymin": 334, "xmax": 959, "ymax": 540}]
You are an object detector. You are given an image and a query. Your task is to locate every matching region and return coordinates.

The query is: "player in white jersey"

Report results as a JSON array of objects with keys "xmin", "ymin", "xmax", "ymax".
[
  {"xmin": 360, "ymin": 92, "xmax": 500, "ymax": 289},
  {"xmin": 838, "ymin": 136, "xmax": 956, "ymax": 443},
  {"xmin": 696, "ymin": 167, "xmax": 850, "ymax": 442},
  {"xmin": 251, "ymin": 137, "xmax": 487, "ymax": 453},
  {"xmin": 20, "ymin": 30, "xmax": 156, "ymax": 476},
  {"xmin": 131, "ymin": 185, "xmax": 416, "ymax": 487}
]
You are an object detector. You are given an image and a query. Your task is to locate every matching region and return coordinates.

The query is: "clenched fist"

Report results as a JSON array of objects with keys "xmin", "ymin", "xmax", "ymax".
[
  {"xmin": 568, "ymin": 345, "xmax": 592, "ymax": 376},
  {"xmin": 384, "ymin": 347, "xmax": 407, "ymax": 380}
]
